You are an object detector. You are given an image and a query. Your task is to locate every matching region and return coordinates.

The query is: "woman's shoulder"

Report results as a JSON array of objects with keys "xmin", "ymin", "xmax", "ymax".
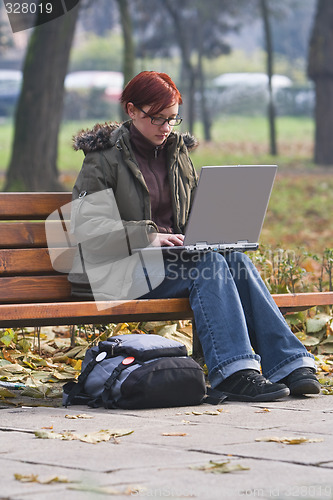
[
  {"xmin": 170, "ymin": 130, "xmax": 199, "ymax": 153},
  {"xmin": 72, "ymin": 121, "xmax": 130, "ymax": 156}
]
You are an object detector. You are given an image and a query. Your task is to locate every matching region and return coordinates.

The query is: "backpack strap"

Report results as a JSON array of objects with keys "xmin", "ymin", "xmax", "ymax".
[{"xmin": 101, "ymin": 356, "xmax": 140, "ymax": 409}]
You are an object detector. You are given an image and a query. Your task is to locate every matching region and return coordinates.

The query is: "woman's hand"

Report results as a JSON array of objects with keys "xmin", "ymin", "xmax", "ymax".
[{"xmin": 148, "ymin": 233, "xmax": 184, "ymax": 247}]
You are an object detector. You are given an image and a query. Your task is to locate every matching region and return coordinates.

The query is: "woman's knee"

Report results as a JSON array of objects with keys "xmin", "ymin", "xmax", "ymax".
[
  {"xmin": 192, "ymin": 251, "xmax": 230, "ymax": 280},
  {"xmin": 205, "ymin": 251, "xmax": 229, "ymax": 268},
  {"xmin": 228, "ymin": 251, "xmax": 252, "ymax": 267}
]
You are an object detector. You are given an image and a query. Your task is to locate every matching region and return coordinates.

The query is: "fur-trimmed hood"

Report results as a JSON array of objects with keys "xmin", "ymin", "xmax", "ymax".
[{"xmin": 73, "ymin": 121, "xmax": 199, "ymax": 155}]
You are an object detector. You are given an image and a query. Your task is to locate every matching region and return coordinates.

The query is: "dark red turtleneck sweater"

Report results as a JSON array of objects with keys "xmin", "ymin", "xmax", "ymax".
[{"xmin": 129, "ymin": 124, "xmax": 174, "ymax": 233}]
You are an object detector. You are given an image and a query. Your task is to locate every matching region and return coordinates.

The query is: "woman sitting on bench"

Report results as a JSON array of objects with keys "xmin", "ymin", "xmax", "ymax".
[{"xmin": 69, "ymin": 71, "xmax": 320, "ymax": 402}]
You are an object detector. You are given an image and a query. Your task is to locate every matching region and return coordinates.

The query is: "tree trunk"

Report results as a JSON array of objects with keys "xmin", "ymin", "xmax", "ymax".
[
  {"xmin": 163, "ymin": 0, "xmax": 196, "ymax": 134},
  {"xmin": 4, "ymin": 3, "xmax": 80, "ymax": 192},
  {"xmin": 260, "ymin": 0, "xmax": 277, "ymax": 156},
  {"xmin": 197, "ymin": 58, "xmax": 211, "ymax": 141},
  {"xmin": 308, "ymin": 0, "xmax": 333, "ymax": 165},
  {"xmin": 313, "ymin": 79, "xmax": 333, "ymax": 165},
  {"xmin": 115, "ymin": 0, "xmax": 135, "ymax": 121}
]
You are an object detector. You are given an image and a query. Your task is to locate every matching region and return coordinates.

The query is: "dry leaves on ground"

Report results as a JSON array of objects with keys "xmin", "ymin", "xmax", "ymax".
[
  {"xmin": 35, "ymin": 428, "xmax": 134, "ymax": 444},
  {"xmin": 14, "ymin": 474, "xmax": 143, "ymax": 496},
  {"xmin": 0, "ymin": 321, "xmax": 196, "ymax": 405},
  {"xmin": 1, "ymin": 317, "xmax": 333, "ymax": 404}
]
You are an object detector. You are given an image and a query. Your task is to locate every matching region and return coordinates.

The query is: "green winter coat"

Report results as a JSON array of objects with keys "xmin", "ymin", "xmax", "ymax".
[{"xmin": 68, "ymin": 121, "xmax": 198, "ymax": 292}]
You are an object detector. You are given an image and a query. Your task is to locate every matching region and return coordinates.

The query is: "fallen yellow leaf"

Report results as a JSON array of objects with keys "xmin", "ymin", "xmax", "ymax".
[
  {"xmin": 65, "ymin": 414, "xmax": 94, "ymax": 419},
  {"xmin": 14, "ymin": 473, "xmax": 72, "ymax": 484},
  {"xmin": 0, "ymin": 387, "xmax": 16, "ymax": 398},
  {"xmin": 190, "ymin": 459, "xmax": 250, "ymax": 474},
  {"xmin": 162, "ymin": 432, "xmax": 188, "ymax": 436},
  {"xmin": 255, "ymin": 436, "xmax": 324, "ymax": 445},
  {"xmin": 185, "ymin": 410, "xmax": 220, "ymax": 416},
  {"xmin": 68, "ymin": 483, "xmax": 143, "ymax": 495}
]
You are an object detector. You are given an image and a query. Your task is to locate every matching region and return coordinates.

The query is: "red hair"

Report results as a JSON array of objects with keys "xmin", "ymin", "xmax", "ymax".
[{"xmin": 121, "ymin": 71, "xmax": 182, "ymax": 115}]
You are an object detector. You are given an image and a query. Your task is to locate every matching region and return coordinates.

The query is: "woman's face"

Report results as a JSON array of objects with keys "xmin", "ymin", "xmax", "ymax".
[{"xmin": 127, "ymin": 102, "xmax": 179, "ymax": 146}]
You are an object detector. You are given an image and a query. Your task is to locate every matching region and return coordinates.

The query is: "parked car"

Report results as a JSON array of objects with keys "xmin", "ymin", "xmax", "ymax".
[
  {"xmin": 65, "ymin": 70, "xmax": 124, "ymax": 101},
  {"xmin": 63, "ymin": 71, "xmax": 124, "ymax": 120},
  {"xmin": 212, "ymin": 72, "xmax": 292, "ymax": 89},
  {"xmin": 210, "ymin": 72, "xmax": 293, "ymax": 115}
]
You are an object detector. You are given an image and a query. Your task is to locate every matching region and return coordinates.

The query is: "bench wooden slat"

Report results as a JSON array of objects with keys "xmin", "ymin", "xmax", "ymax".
[
  {"xmin": 272, "ymin": 292, "xmax": 333, "ymax": 313},
  {"xmin": 0, "ymin": 222, "xmax": 74, "ymax": 249},
  {"xmin": 0, "ymin": 193, "xmax": 72, "ymax": 219},
  {"xmin": 0, "ymin": 222, "xmax": 47, "ymax": 248},
  {"xmin": 0, "ymin": 276, "xmax": 72, "ymax": 302},
  {"xmin": 0, "ymin": 298, "xmax": 194, "ymax": 328},
  {"xmin": 0, "ymin": 248, "xmax": 52, "ymax": 275},
  {"xmin": 0, "ymin": 270, "xmax": 332, "ymax": 313},
  {"xmin": 0, "ymin": 248, "xmax": 75, "ymax": 275},
  {"xmin": 1, "ymin": 272, "xmax": 333, "ymax": 307},
  {"xmin": 0, "ymin": 293, "xmax": 332, "ymax": 329}
]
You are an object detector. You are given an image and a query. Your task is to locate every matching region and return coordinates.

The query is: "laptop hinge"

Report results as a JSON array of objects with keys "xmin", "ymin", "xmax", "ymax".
[
  {"xmin": 190, "ymin": 242, "xmax": 210, "ymax": 251},
  {"xmin": 236, "ymin": 240, "xmax": 259, "ymax": 251}
]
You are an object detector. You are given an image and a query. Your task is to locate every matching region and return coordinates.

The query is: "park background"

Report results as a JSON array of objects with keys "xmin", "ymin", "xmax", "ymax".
[
  {"xmin": 0, "ymin": 0, "xmax": 333, "ymax": 394},
  {"xmin": 0, "ymin": 0, "xmax": 332, "ymax": 293}
]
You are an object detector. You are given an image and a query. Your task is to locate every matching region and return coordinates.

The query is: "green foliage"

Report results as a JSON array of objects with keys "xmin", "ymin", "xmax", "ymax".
[
  {"xmin": 0, "ymin": 329, "xmax": 17, "ymax": 347},
  {"xmin": 286, "ymin": 310, "xmax": 333, "ymax": 358},
  {"xmin": 250, "ymin": 246, "xmax": 333, "ymax": 294},
  {"xmin": 313, "ymin": 248, "xmax": 333, "ymax": 292},
  {"xmin": 250, "ymin": 246, "xmax": 308, "ymax": 294},
  {"xmin": 69, "ymin": 32, "xmax": 123, "ymax": 72},
  {"xmin": 203, "ymin": 49, "xmax": 308, "ymax": 84}
]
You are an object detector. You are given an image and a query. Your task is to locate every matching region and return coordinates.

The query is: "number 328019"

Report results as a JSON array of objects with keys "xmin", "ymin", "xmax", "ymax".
[{"xmin": 5, "ymin": 3, "xmax": 53, "ymax": 14}]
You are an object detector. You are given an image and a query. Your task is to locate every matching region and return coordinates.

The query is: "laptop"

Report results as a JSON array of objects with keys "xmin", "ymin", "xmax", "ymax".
[{"xmin": 139, "ymin": 164, "xmax": 277, "ymax": 254}]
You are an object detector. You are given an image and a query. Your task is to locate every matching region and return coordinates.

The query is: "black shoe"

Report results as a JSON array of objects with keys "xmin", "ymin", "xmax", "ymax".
[
  {"xmin": 279, "ymin": 367, "xmax": 321, "ymax": 396},
  {"xmin": 216, "ymin": 369, "xmax": 290, "ymax": 402}
]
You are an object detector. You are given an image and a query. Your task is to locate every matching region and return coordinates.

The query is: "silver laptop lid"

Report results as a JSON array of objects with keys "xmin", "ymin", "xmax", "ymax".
[{"xmin": 183, "ymin": 165, "xmax": 277, "ymax": 250}]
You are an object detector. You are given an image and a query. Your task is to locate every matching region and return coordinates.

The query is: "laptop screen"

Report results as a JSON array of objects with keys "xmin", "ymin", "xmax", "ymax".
[{"xmin": 183, "ymin": 165, "xmax": 277, "ymax": 249}]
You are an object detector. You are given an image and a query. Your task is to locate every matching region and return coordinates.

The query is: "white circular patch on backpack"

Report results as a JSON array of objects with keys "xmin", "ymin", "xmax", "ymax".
[{"xmin": 96, "ymin": 351, "xmax": 107, "ymax": 362}]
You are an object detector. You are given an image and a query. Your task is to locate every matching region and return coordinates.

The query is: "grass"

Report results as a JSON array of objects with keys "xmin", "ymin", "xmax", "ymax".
[
  {"xmin": 195, "ymin": 115, "xmax": 314, "ymax": 143},
  {"xmin": 0, "ymin": 118, "xmax": 14, "ymax": 169},
  {"xmin": 191, "ymin": 115, "xmax": 315, "ymax": 171},
  {"xmin": 0, "ymin": 115, "xmax": 316, "ymax": 172},
  {"xmin": 262, "ymin": 174, "xmax": 333, "ymax": 251}
]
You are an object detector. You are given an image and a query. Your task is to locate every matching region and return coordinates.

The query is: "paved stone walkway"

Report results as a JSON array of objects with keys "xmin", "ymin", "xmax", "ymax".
[{"xmin": 1, "ymin": 394, "xmax": 333, "ymax": 500}]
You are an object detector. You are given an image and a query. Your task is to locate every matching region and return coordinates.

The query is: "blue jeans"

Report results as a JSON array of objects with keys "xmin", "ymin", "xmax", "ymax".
[{"xmin": 140, "ymin": 251, "xmax": 315, "ymax": 389}]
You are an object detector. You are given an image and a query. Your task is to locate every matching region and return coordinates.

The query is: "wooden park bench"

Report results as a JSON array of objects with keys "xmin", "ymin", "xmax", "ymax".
[{"xmin": 0, "ymin": 192, "xmax": 332, "ymax": 353}]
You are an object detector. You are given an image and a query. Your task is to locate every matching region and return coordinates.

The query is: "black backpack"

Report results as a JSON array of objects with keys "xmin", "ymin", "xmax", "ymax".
[{"xmin": 63, "ymin": 334, "xmax": 215, "ymax": 409}]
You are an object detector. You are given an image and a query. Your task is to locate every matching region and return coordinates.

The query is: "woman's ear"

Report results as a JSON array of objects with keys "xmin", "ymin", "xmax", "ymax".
[{"xmin": 127, "ymin": 102, "xmax": 136, "ymax": 119}]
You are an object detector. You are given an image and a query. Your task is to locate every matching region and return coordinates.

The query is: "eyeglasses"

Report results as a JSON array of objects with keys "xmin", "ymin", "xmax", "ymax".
[{"xmin": 136, "ymin": 106, "xmax": 182, "ymax": 126}]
